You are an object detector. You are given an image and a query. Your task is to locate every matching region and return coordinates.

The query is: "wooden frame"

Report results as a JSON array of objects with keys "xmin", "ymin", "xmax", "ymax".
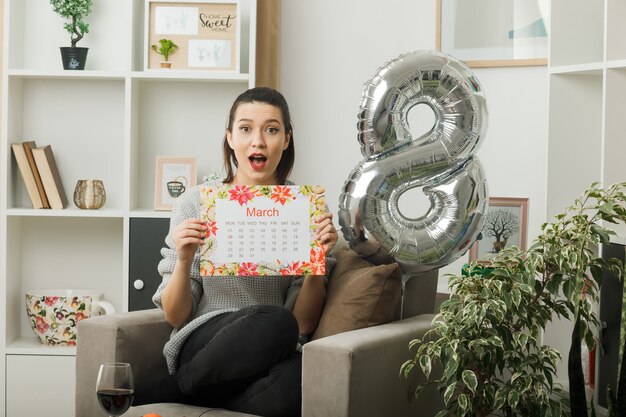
[
  {"xmin": 469, "ymin": 197, "xmax": 528, "ymax": 262},
  {"xmin": 145, "ymin": 0, "xmax": 240, "ymax": 71},
  {"xmin": 154, "ymin": 156, "xmax": 197, "ymax": 211},
  {"xmin": 436, "ymin": 0, "xmax": 548, "ymax": 68}
]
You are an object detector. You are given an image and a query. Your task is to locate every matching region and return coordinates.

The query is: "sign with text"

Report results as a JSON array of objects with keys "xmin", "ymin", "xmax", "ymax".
[
  {"xmin": 199, "ymin": 185, "xmax": 327, "ymax": 276},
  {"xmin": 146, "ymin": 1, "xmax": 239, "ymax": 71}
]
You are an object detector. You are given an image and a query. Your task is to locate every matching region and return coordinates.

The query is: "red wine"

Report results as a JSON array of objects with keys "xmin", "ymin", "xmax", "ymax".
[{"xmin": 97, "ymin": 388, "xmax": 134, "ymax": 416}]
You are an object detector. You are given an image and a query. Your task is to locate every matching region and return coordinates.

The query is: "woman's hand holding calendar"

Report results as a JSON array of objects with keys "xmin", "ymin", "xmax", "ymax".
[
  {"xmin": 315, "ymin": 212, "xmax": 338, "ymax": 254},
  {"xmin": 173, "ymin": 218, "xmax": 208, "ymax": 264}
]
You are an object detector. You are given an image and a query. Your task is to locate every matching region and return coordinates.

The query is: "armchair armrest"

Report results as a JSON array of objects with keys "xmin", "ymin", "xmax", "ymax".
[
  {"xmin": 75, "ymin": 309, "xmax": 172, "ymax": 417},
  {"xmin": 301, "ymin": 314, "xmax": 443, "ymax": 417}
]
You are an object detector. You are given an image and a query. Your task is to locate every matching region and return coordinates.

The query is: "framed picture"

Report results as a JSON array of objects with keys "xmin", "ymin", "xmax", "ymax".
[
  {"xmin": 154, "ymin": 156, "xmax": 197, "ymax": 211},
  {"xmin": 436, "ymin": 0, "xmax": 548, "ymax": 67},
  {"xmin": 145, "ymin": 0, "xmax": 240, "ymax": 71},
  {"xmin": 469, "ymin": 197, "xmax": 528, "ymax": 262}
]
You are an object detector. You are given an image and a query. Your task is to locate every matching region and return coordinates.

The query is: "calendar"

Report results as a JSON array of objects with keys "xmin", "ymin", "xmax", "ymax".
[{"xmin": 198, "ymin": 184, "xmax": 327, "ymax": 276}]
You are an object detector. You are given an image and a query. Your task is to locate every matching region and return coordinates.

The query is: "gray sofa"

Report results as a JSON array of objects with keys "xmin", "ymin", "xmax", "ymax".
[{"xmin": 76, "ymin": 269, "xmax": 444, "ymax": 417}]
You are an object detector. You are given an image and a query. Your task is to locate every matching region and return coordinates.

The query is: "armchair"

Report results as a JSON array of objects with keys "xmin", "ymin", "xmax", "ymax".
[{"xmin": 76, "ymin": 258, "xmax": 444, "ymax": 417}]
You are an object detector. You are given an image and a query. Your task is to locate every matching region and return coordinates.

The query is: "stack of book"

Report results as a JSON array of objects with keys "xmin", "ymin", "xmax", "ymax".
[{"xmin": 11, "ymin": 141, "xmax": 68, "ymax": 209}]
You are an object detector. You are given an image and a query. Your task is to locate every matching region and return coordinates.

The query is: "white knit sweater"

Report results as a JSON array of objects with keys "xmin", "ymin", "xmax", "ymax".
[{"xmin": 154, "ymin": 182, "xmax": 334, "ymax": 374}]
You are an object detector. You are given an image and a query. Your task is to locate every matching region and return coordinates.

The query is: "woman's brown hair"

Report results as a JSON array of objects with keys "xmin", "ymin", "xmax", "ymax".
[{"xmin": 222, "ymin": 87, "xmax": 295, "ymax": 185}]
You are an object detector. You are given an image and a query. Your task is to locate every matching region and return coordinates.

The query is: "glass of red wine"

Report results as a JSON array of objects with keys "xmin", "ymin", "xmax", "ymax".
[{"xmin": 96, "ymin": 362, "xmax": 134, "ymax": 417}]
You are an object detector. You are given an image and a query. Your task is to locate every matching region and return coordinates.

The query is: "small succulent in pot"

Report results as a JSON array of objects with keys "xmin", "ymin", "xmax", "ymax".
[{"xmin": 151, "ymin": 38, "xmax": 179, "ymax": 68}]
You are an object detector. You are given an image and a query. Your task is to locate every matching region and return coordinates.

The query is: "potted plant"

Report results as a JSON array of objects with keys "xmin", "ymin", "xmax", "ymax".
[
  {"xmin": 151, "ymin": 39, "xmax": 179, "ymax": 69},
  {"xmin": 50, "ymin": 0, "xmax": 92, "ymax": 70},
  {"xmin": 402, "ymin": 182, "xmax": 626, "ymax": 416}
]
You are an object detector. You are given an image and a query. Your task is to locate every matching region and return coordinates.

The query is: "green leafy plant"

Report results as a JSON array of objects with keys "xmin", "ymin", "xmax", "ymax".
[
  {"xmin": 151, "ymin": 39, "xmax": 179, "ymax": 62},
  {"xmin": 49, "ymin": 0, "xmax": 92, "ymax": 47},
  {"xmin": 401, "ymin": 182, "xmax": 626, "ymax": 417}
]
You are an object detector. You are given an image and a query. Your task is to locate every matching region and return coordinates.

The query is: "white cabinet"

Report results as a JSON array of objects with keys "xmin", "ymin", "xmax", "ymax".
[
  {"xmin": 0, "ymin": 0, "xmax": 257, "ymax": 415},
  {"xmin": 546, "ymin": 0, "xmax": 626, "ymax": 407},
  {"xmin": 6, "ymin": 355, "xmax": 76, "ymax": 417}
]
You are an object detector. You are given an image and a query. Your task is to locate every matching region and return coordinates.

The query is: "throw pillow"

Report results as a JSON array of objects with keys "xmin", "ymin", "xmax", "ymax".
[{"xmin": 311, "ymin": 247, "xmax": 402, "ymax": 340}]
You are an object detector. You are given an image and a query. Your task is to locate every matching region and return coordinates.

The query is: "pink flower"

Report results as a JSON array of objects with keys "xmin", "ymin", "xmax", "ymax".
[
  {"xmin": 270, "ymin": 186, "xmax": 294, "ymax": 205},
  {"xmin": 280, "ymin": 261, "xmax": 304, "ymax": 276},
  {"xmin": 228, "ymin": 185, "xmax": 255, "ymax": 206},
  {"xmin": 205, "ymin": 221, "xmax": 218, "ymax": 237},
  {"xmin": 309, "ymin": 248, "xmax": 326, "ymax": 275},
  {"xmin": 44, "ymin": 296, "xmax": 59, "ymax": 306},
  {"xmin": 239, "ymin": 262, "xmax": 260, "ymax": 276},
  {"xmin": 75, "ymin": 312, "xmax": 86, "ymax": 322},
  {"xmin": 35, "ymin": 316, "xmax": 49, "ymax": 334}
]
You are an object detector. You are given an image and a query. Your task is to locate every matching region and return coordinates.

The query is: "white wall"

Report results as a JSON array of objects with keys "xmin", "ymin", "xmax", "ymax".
[{"xmin": 279, "ymin": 1, "xmax": 549, "ymax": 292}]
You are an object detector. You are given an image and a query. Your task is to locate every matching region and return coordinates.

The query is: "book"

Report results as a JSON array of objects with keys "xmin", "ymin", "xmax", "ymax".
[
  {"xmin": 11, "ymin": 143, "xmax": 45, "ymax": 208},
  {"xmin": 22, "ymin": 141, "xmax": 50, "ymax": 209},
  {"xmin": 32, "ymin": 145, "xmax": 68, "ymax": 209}
]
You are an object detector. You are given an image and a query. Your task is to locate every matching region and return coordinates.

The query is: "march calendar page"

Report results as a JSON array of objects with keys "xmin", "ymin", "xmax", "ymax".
[{"xmin": 198, "ymin": 184, "xmax": 327, "ymax": 276}]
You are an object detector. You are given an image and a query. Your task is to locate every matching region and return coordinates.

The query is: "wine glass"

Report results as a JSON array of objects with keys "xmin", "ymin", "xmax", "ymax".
[{"xmin": 96, "ymin": 362, "xmax": 134, "ymax": 417}]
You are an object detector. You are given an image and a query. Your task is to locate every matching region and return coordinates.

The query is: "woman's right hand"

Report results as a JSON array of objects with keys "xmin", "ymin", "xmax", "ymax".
[{"xmin": 173, "ymin": 218, "xmax": 207, "ymax": 264}]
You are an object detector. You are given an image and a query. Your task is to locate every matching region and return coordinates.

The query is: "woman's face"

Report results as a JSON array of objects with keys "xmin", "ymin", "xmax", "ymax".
[{"xmin": 227, "ymin": 102, "xmax": 291, "ymax": 185}]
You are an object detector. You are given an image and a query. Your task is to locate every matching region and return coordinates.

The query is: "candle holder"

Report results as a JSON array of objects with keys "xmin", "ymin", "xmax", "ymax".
[{"xmin": 74, "ymin": 180, "xmax": 106, "ymax": 209}]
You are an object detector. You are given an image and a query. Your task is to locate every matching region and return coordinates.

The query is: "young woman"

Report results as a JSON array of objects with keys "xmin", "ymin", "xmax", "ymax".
[{"xmin": 134, "ymin": 87, "xmax": 338, "ymax": 417}]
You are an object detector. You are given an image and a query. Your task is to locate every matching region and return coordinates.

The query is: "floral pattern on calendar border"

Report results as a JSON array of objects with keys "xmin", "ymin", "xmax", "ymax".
[{"xmin": 198, "ymin": 184, "xmax": 327, "ymax": 276}]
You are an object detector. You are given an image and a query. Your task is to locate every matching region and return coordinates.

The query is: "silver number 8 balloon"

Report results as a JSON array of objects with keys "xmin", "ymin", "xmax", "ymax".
[{"xmin": 338, "ymin": 51, "xmax": 488, "ymax": 274}]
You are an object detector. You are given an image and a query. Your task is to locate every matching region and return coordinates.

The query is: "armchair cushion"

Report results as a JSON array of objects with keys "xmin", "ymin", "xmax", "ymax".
[{"xmin": 312, "ymin": 247, "xmax": 401, "ymax": 340}]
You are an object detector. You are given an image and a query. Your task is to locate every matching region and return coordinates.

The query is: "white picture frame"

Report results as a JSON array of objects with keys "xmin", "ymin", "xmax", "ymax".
[
  {"xmin": 437, "ymin": 0, "xmax": 549, "ymax": 68},
  {"xmin": 154, "ymin": 156, "xmax": 197, "ymax": 211}
]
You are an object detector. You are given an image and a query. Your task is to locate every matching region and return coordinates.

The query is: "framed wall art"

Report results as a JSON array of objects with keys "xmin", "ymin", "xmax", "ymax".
[
  {"xmin": 436, "ymin": 0, "xmax": 549, "ymax": 67},
  {"xmin": 469, "ymin": 197, "xmax": 529, "ymax": 262},
  {"xmin": 154, "ymin": 156, "xmax": 197, "ymax": 210},
  {"xmin": 145, "ymin": 0, "xmax": 240, "ymax": 71}
]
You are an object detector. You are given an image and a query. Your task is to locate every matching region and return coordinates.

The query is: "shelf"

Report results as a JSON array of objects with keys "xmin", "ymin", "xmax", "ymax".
[
  {"xmin": 6, "ymin": 337, "xmax": 76, "ymax": 356},
  {"xmin": 4, "ymin": 208, "xmax": 125, "ymax": 218},
  {"xmin": 131, "ymin": 70, "xmax": 251, "ymax": 82},
  {"xmin": 549, "ymin": 62, "xmax": 604, "ymax": 75},
  {"xmin": 7, "ymin": 69, "xmax": 128, "ymax": 81},
  {"xmin": 606, "ymin": 59, "xmax": 626, "ymax": 69}
]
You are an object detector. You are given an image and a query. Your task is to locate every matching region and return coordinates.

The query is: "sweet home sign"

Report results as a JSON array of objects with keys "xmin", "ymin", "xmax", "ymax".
[{"xmin": 146, "ymin": 1, "xmax": 240, "ymax": 71}]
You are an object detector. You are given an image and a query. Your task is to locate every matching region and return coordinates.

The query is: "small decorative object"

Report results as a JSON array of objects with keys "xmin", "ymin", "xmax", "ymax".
[
  {"xmin": 74, "ymin": 179, "xmax": 106, "ymax": 209},
  {"xmin": 154, "ymin": 156, "xmax": 197, "ymax": 210},
  {"xmin": 25, "ymin": 289, "xmax": 115, "ymax": 345},
  {"xmin": 151, "ymin": 38, "xmax": 179, "ymax": 69},
  {"xmin": 49, "ymin": 0, "xmax": 93, "ymax": 70}
]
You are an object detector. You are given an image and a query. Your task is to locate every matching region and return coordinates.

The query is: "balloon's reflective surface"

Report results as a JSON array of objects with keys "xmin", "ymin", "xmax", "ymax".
[{"xmin": 339, "ymin": 51, "xmax": 488, "ymax": 273}]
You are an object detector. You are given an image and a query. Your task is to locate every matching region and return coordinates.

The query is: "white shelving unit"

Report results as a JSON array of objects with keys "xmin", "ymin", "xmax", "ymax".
[
  {"xmin": 546, "ymin": 0, "xmax": 626, "ymax": 408},
  {"xmin": 0, "ymin": 0, "xmax": 257, "ymax": 415}
]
